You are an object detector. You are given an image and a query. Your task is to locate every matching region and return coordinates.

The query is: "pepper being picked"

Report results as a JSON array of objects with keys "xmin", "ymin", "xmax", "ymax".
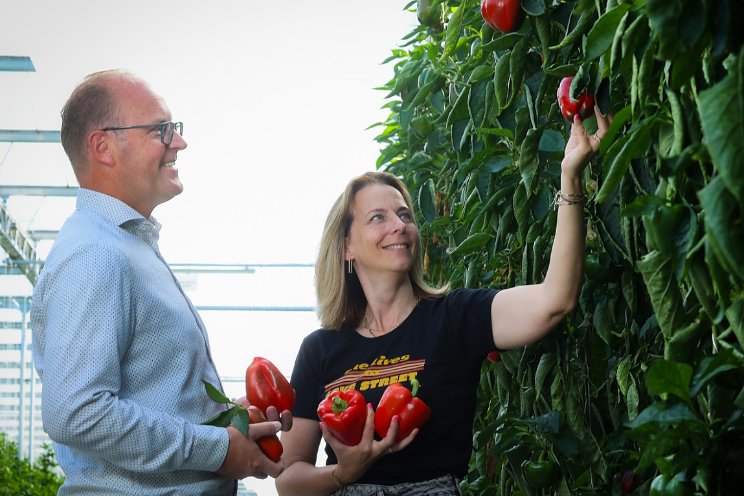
[
  {"xmin": 317, "ymin": 390, "xmax": 367, "ymax": 446},
  {"xmin": 246, "ymin": 357, "xmax": 296, "ymax": 414},
  {"xmin": 374, "ymin": 379, "xmax": 431, "ymax": 442},
  {"xmin": 248, "ymin": 407, "xmax": 284, "ymax": 462}
]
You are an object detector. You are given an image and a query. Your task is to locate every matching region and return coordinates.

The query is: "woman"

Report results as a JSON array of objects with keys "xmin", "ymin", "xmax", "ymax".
[{"xmin": 276, "ymin": 109, "xmax": 611, "ymax": 496}]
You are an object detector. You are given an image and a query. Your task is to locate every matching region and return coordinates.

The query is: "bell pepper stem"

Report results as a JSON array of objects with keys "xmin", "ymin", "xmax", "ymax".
[
  {"xmin": 332, "ymin": 395, "xmax": 349, "ymax": 413},
  {"xmin": 410, "ymin": 378, "xmax": 420, "ymax": 397}
]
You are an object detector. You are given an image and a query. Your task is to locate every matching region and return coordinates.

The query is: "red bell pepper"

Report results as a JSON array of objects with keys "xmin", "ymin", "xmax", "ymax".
[
  {"xmin": 246, "ymin": 357, "xmax": 296, "ymax": 413},
  {"xmin": 317, "ymin": 390, "xmax": 367, "ymax": 446},
  {"xmin": 374, "ymin": 379, "xmax": 431, "ymax": 442},
  {"xmin": 248, "ymin": 407, "xmax": 283, "ymax": 462},
  {"xmin": 557, "ymin": 76, "xmax": 596, "ymax": 121},
  {"xmin": 481, "ymin": 0, "xmax": 526, "ymax": 34}
]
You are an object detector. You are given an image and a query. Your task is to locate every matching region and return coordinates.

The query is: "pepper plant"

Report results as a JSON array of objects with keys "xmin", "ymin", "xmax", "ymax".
[{"xmin": 372, "ymin": 0, "xmax": 744, "ymax": 493}]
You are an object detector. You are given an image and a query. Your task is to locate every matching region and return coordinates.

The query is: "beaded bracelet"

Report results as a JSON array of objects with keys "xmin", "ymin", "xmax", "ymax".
[
  {"xmin": 553, "ymin": 190, "xmax": 587, "ymax": 210},
  {"xmin": 331, "ymin": 466, "xmax": 345, "ymax": 489}
]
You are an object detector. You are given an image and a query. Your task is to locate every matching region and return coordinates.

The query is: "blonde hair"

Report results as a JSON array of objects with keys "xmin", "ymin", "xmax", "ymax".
[{"xmin": 315, "ymin": 171, "xmax": 448, "ymax": 329}]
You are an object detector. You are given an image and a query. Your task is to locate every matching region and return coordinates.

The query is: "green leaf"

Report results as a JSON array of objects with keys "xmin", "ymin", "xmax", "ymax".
[
  {"xmin": 448, "ymin": 232, "xmax": 491, "ymax": 257},
  {"xmin": 626, "ymin": 379, "xmax": 640, "ymax": 421},
  {"xmin": 550, "ymin": 10, "xmax": 594, "ymax": 51},
  {"xmin": 609, "ymin": 11, "xmax": 629, "ymax": 73},
  {"xmin": 535, "ymin": 353, "xmax": 556, "ymax": 396},
  {"xmin": 592, "ymin": 295, "xmax": 612, "ymax": 346},
  {"xmin": 538, "ymin": 129, "xmax": 565, "ymax": 153},
  {"xmin": 469, "ymin": 79, "xmax": 490, "ymax": 129},
  {"xmin": 698, "ymin": 177, "xmax": 744, "ymax": 281},
  {"xmin": 203, "ymin": 405, "xmax": 240, "ymax": 428},
  {"xmin": 726, "ymin": 299, "xmax": 744, "ymax": 350},
  {"xmin": 482, "ymin": 32, "xmax": 523, "ymax": 52},
  {"xmin": 519, "ymin": 127, "xmax": 542, "ymax": 190},
  {"xmin": 628, "ymin": 402, "xmax": 699, "ymax": 429},
  {"xmin": 509, "ymin": 39, "xmax": 530, "ymax": 103},
  {"xmin": 698, "ymin": 46, "xmax": 744, "ymax": 203},
  {"xmin": 469, "ymin": 64, "xmax": 493, "ymax": 84},
  {"xmin": 524, "ymin": 410, "xmax": 560, "ymax": 434},
  {"xmin": 203, "ymin": 380, "xmax": 232, "ymax": 405},
  {"xmin": 621, "ymin": 194, "xmax": 664, "ymax": 217},
  {"xmin": 232, "ymin": 406, "xmax": 250, "ymax": 437},
  {"xmin": 599, "ymin": 105, "xmax": 631, "ymax": 155},
  {"xmin": 513, "ymin": 181, "xmax": 530, "ymax": 241},
  {"xmin": 417, "ymin": 178, "xmax": 436, "ymax": 223},
  {"xmin": 494, "ymin": 52, "xmax": 511, "ymax": 109},
  {"xmin": 584, "ymin": 3, "xmax": 631, "ymax": 61},
  {"xmin": 616, "ymin": 356, "xmax": 632, "ymax": 397},
  {"xmin": 404, "ymin": 79, "xmax": 436, "ymax": 111},
  {"xmin": 440, "ymin": 4, "xmax": 464, "ymax": 60},
  {"xmin": 596, "ymin": 119, "xmax": 654, "ymax": 203},
  {"xmin": 446, "ymin": 85, "xmax": 470, "ymax": 128},
  {"xmin": 645, "ymin": 359, "xmax": 692, "ymax": 405},
  {"xmin": 690, "ymin": 350, "xmax": 741, "ymax": 397},
  {"xmin": 637, "ymin": 251, "xmax": 686, "ymax": 339},
  {"xmin": 522, "ymin": 0, "xmax": 546, "ymax": 16},
  {"xmin": 646, "ymin": 0, "xmax": 683, "ymax": 58}
]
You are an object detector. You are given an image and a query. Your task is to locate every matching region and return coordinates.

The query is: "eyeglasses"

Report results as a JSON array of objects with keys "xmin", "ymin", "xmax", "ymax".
[{"xmin": 103, "ymin": 121, "xmax": 183, "ymax": 145}]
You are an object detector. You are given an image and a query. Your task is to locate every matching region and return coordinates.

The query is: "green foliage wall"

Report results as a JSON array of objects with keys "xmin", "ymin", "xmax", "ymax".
[{"xmin": 374, "ymin": 0, "xmax": 744, "ymax": 493}]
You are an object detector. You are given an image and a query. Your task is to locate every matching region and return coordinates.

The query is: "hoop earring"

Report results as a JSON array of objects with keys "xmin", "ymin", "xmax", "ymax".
[{"xmin": 347, "ymin": 259, "xmax": 353, "ymax": 274}]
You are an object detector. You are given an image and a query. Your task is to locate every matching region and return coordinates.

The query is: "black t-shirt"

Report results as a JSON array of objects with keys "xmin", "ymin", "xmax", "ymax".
[{"xmin": 290, "ymin": 288, "xmax": 499, "ymax": 485}]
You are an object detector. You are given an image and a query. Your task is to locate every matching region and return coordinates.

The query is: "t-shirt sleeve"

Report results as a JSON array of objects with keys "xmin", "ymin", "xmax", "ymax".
[
  {"xmin": 445, "ymin": 288, "xmax": 500, "ymax": 358},
  {"xmin": 290, "ymin": 332, "xmax": 326, "ymax": 421}
]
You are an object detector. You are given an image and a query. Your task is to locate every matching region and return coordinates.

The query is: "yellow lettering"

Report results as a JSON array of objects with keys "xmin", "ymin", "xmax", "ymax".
[
  {"xmin": 379, "ymin": 377, "xmax": 390, "ymax": 387},
  {"xmin": 390, "ymin": 357, "xmax": 400, "ymax": 364},
  {"xmin": 358, "ymin": 363, "xmax": 368, "ymax": 370},
  {"xmin": 359, "ymin": 381, "xmax": 370, "ymax": 391}
]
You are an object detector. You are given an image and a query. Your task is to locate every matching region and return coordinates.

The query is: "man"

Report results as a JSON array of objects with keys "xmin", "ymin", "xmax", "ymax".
[{"xmin": 31, "ymin": 69, "xmax": 287, "ymax": 495}]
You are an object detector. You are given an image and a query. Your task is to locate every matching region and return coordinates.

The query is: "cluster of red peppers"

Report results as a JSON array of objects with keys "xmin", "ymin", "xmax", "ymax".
[
  {"xmin": 480, "ymin": 2, "xmax": 598, "ymax": 123},
  {"xmin": 203, "ymin": 356, "xmax": 295, "ymax": 462},
  {"xmin": 316, "ymin": 379, "xmax": 431, "ymax": 446}
]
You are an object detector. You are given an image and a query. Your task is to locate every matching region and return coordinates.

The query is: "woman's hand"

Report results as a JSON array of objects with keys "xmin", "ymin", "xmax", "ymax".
[
  {"xmin": 320, "ymin": 403, "xmax": 418, "ymax": 485},
  {"xmin": 561, "ymin": 106, "xmax": 613, "ymax": 178}
]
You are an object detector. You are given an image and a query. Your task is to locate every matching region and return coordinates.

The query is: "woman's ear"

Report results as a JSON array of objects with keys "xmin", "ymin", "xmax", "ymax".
[{"xmin": 344, "ymin": 239, "xmax": 353, "ymax": 261}]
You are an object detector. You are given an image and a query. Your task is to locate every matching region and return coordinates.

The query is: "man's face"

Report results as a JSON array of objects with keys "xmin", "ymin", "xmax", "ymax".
[{"xmin": 108, "ymin": 79, "xmax": 187, "ymax": 217}]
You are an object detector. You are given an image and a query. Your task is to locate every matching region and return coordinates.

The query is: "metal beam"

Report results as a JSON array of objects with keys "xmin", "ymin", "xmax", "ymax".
[
  {"xmin": 0, "ymin": 296, "xmax": 32, "ymax": 311},
  {"xmin": 194, "ymin": 305, "xmax": 315, "ymax": 312},
  {"xmin": 0, "ymin": 201, "xmax": 40, "ymax": 285},
  {"xmin": 0, "ymin": 130, "xmax": 61, "ymax": 143},
  {"xmin": 0, "ymin": 185, "xmax": 77, "ymax": 197},
  {"xmin": 27, "ymin": 230, "xmax": 59, "ymax": 240},
  {"xmin": 0, "ymin": 56, "xmax": 35, "ymax": 72}
]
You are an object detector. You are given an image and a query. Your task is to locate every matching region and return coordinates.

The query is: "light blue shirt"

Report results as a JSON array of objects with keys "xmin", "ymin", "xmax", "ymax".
[{"xmin": 31, "ymin": 189, "xmax": 235, "ymax": 495}]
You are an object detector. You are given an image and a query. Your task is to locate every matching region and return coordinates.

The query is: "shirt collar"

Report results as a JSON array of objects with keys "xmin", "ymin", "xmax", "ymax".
[{"xmin": 76, "ymin": 188, "xmax": 161, "ymax": 233}]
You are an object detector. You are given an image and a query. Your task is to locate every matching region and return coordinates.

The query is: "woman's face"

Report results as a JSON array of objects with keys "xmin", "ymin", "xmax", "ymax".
[{"xmin": 345, "ymin": 183, "xmax": 418, "ymax": 278}]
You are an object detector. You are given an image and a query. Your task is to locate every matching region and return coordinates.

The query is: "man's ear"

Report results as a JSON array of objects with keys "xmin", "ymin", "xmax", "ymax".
[{"xmin": 88, "ymin": 130, "xmax": 115, "ymax": 167}]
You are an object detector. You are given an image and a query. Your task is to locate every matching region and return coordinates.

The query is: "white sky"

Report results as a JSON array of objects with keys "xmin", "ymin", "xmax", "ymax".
[{"xmin": 1, "ymin": 2, "xmax": 417, "ymax": 494}]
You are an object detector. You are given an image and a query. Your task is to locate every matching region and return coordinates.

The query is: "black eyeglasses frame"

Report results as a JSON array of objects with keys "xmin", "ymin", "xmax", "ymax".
[{"xmin": 103, "ymin": 121, "xmax": 183, "ymax": 145}]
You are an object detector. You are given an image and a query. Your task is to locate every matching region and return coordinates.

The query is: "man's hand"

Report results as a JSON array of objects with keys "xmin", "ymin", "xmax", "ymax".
[
  {"xmin": 265, "ymin": 405, "xmax": 293, "ymax": 433},
  {"xmin": 217, "ymin": 423, "xmax": 284, "ymax": 480},
  {"xmin": 236, "ymin": 396, "xmax": 293, "ymax": 432}
]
